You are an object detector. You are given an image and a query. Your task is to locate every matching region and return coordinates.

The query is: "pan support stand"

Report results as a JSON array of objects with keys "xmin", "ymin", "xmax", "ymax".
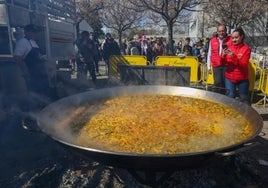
[{"xmin": 127, "ymin": 169, "xmax": 175, "ymax": 187}]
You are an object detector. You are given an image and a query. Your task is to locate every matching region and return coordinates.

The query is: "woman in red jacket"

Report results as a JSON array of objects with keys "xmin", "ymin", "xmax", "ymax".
[{"xmin": 221, "ymin": 27, "xmax": 251, "ymax": 104}]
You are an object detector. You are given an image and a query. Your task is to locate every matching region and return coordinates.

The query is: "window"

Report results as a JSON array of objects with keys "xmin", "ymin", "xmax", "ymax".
[{"xmin": 0, "ymin": 26, "xmax": 11, "ymax": 55}]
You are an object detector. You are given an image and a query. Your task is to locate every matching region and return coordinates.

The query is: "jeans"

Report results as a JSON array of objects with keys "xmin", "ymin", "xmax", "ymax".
[{"xmin": 225, "ymin": 78, "xmax": 250, "ymax": 103}]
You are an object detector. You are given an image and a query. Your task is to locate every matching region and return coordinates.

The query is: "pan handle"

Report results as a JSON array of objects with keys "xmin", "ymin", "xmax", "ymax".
[
  {"xmin": 215, "ymin": 142, "xmax": 261, "ymax": 156},
  {"xmin": 22, "ymin": 115, "xmax": 42, "ymax": 133}
]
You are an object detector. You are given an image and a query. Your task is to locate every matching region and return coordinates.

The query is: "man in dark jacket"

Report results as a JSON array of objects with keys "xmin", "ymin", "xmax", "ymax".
[
  {"xmin": 77, "ymin": 31, "xmax": 97, "ymax": 84},
  {"xmin": 89, "ymin": 32, "xmax": 101, "ymax": 76},
  {"xmin": 182, "ymin": 37, "xmax": 192, "ymax": 56},
  {"xmin": 101, "ymin": 33, "xmax": 120, "ymax": 75}
]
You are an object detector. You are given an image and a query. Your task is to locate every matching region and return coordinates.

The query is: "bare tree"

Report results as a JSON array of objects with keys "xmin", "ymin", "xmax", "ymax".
[
  {"xmin": 245, "ymin": 13, "xmax": 268, "ymax": 52},
  {"xmin": 205, "ymin": 0, "xmax": 266, "ymax": 34},
  {"xmin": 128, "ymin": 0, "xmax": 204, "ymax": 54},
  {"xmin": 76, "ymin": 0, "xmax": 104, "ymax": 36},
  {"xmin": 98, "ymin": 0, "xmax": 145, "ymax": 48}
]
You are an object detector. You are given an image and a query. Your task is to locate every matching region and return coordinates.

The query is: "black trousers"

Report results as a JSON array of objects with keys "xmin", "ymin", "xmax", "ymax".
[
  {"xmin": 94, "ymin": 56, "xmax": 99, "ymax": 73},
  {"xmin": 212, "ymin": 66, "xmax": 226, "ymax": 94},
  {"xmin": 85, "ymin": 62, "xmax": 96, "ymax": 83}
]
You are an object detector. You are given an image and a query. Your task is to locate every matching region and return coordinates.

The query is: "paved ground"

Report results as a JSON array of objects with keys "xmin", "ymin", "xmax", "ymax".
[{"xmin": 253, "ymin": 105, "xmax": 268, "ymax": 140}]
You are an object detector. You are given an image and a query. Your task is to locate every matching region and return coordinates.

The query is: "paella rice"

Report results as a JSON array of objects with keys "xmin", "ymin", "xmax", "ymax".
[{"xmin": 76, "ymin": 94, "xmax": 253, "ymax": 154}]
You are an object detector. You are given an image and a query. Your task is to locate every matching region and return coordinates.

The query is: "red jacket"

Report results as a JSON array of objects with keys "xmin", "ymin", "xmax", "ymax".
[
  {"xmin": 222, "ymin": 43, "xmax": 251, "ymax": 83},
  {"xmin": 209, "ymin": 36, "xmax": 232, "ymax": 68}
]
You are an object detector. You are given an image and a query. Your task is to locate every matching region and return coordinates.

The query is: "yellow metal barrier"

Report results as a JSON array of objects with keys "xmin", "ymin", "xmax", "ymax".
[
  {"xmin": 248, "ymin": 59, "xmax": 261, "ymax": 102},
  {"xmin": 201, "ymin": 59, "xmax": 258, "ymax": 95},
  {"xmin": 254, "ymin": 68, "xmax": 268, "ymax": 107},
  {"xmin": 155, "ymin": 56, "xmax": 199, "ymax": 83},
  {"xmin": 200, "ymin": 63, "xmax": 214, "ymax": 89},
  {"xmin": 206, "ymin": 71, "xmax": 214, "ymax": 85},
  {"xmin": 109, "ymin": 55, "xmax": 148, "ymax": 77},
  {"xmin": 199, "ymin": 63, "xmax": 206, "ymax": 82}
]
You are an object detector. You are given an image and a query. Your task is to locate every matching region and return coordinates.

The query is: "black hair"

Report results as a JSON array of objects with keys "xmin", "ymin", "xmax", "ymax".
[
  {"xmin": 185, "ymin": 37, "xmax": 190, "ymax": 41},
  {"xmin": 106, "ymin": 33, "xmax": 112, "ymax": 38},
  {"xmin": 233, "ymin": 27, "xmax": 245, "ymax": 40},
  {"xmin": 81, "ymin": 31, "xmax": 89, "ymax": 37}
]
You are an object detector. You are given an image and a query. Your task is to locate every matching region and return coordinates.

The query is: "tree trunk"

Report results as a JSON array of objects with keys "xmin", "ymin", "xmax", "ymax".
[
  {"xmin": 167, "ymin": 21, "xmax": 174, "ymax": 55},
  {"xmin": 117, "ymin": 30, "xmax": 123, "ymax": 53}
]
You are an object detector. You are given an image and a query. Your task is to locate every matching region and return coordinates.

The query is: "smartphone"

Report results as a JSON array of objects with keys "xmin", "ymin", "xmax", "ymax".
[{"xmin": 222, "ymin": 44, "xmax": 228, "ymax": 49}]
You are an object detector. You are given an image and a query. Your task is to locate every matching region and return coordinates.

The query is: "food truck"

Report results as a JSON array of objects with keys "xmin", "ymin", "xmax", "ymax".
[{"xmin": 0, "ymin": 0, "xmax": 76, "ymax": 88}]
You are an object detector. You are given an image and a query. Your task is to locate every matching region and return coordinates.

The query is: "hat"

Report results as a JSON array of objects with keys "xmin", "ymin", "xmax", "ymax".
[{"xmin": 24, "ymin": 24, "xmax": 40, "ymax": 32}]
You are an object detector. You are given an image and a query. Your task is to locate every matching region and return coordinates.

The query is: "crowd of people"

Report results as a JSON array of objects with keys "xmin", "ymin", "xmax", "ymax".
[
  {"xmin": 75, "ymin": 32, "xmax": 211, "ymax": 82},
  {"xmin": 8, "ymin": 22, "xmax": 251, "ymax": 115},
  {"xmin": 74, "ymin": 32, "xmax": 121, "ymax": 81},
  {"xmin": 118, "ymin": 25, "xmax": 251, "ymax": 104}
]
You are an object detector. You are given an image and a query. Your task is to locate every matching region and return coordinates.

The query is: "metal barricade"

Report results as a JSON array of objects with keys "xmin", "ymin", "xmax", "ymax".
[
  {"xmin": 200, "ymin": 59, "xmax": 260, "ymax": 99},
  {"xmin": 118, "ymin": 64, "xmax": 190, "ymax": 86},
  {"xmin": 254, "ymin": 68, "xmax": 268, "ymax": 107},
  {"xmin": 248, "ymin": 59, "xmax": 261, "ymax": 102},
  {"xmin": 155, "ymin": 56, "xmax": 200, "ymax": 83},
  {"xmin": 200, "ymin": 63, "xmax": 214, "ymax": 90},
  {"xmin": 109, "ymin": 55, "xmax": 149, "ymax": 77}
]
